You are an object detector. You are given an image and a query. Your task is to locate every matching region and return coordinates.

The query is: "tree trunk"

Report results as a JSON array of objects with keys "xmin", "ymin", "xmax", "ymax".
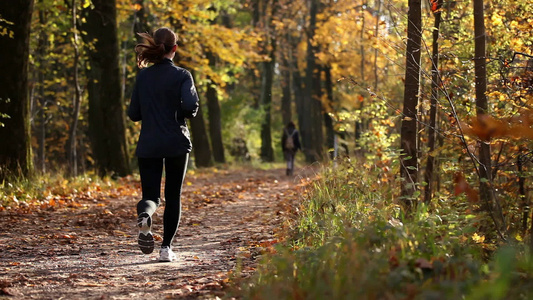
[
  {"xmin": 133, "ymin": 0, "xmax": 149, "ymax": 43},
  {"xmin": 324, "ymin": 66, "xmax": 335, "ymax": 160},
  {"xmin": 130, "ymin": 0, "xmax": 149, "ymax": 99},
  {"xmin": 67, "ymin": 0, "xmax": 83, "ymax": 177},
  {"xmin": 302, "ymin": 0, "xmax": 319, "ymax": 162},
  {"xmin": 360, "ymin": 2, "xmax": 366, "ymax": 83},
  {"xmin": 400, "ymin": 0, "xmax": 422, "ymax": 207},
  {"xmin": 259, "ymin": 49, "xmax": 276, "ymax": 162},
  {"xmin": 312, "ymin": 65, "xmax": 324, "ymax": 160},
  {"xmin": 473, "ymin": 0, "xmax": 491, "ymax": 201},
  {"xmin": 291, "ymin": 36, "xmax": 305, "ymax": 140},
  {"xmin": 354, "ymin": 1, "xmax": 366, "ymax": 154},
  {"xmin": 251, "ymin": 0, "xmax": 262, "ymax": 109},
  {"xmin": 0, "ymin": 0, "xmax": 34, "ymax": 181},
  {"xmin": 189, "ymin": 102, "xmax": 213, "ymax": 167},
  {"xmin": 424, "ymin": 0, "xmax": 442, "ymax": 204},
  {"xmin": 37, "ymin": 3, "xmax": 47, "ymax": 173},
  {"xmin": 206, "ymin": 52, "xmax": 226, "ymax": 164},
  {"xmin": 517, "ymin": 152, "xmax": 529, "ymax": 233},
  {"xmin": 281, "ymin": 47, "xmax": 292, "ymax": 126},
  {"xmin": 259, "ymin": 0, "xmax": 278, "ymax": 162},
  {"xmin": 473, "ymin": 0, "xmax": 505, "ymax": 230},
  {"xmin": 373, "ymin": 0, "xmax": 381, "ymax": 92},
  {"xmin": 81, "ymin": 0, "xmax": 130, "ymax": 177}
]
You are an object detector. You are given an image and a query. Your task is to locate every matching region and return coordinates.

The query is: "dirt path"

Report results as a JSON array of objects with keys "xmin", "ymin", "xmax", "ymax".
[{"xmin": 0, "ymin": 166, "xmax": 316, "ymax": 299}]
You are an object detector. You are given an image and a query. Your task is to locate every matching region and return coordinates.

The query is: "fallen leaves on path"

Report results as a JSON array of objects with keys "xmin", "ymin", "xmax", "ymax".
[{"xmin": 0, "ymin": 166, "xmax": 318, "ymax": 299}]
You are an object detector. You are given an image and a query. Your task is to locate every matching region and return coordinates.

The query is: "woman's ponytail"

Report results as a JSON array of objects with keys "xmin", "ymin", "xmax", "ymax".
[{"xmin": 135, "ymin": 28, "xmax": 178, "ymax": 68}]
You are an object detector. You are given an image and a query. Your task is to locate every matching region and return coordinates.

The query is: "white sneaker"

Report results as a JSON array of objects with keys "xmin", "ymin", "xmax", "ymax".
[
  {"xmin": 159, "ymin": 246, "xmax": 177, "ymax": 262},
  {"xmin": 137, "ymin": 212, "xmax": 154, "ymax": 254}
]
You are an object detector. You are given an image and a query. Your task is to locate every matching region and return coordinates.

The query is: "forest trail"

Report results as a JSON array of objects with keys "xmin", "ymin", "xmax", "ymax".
[{"xmin": 0, "ymin": 166, "xmax": 318, "ymax": 299}]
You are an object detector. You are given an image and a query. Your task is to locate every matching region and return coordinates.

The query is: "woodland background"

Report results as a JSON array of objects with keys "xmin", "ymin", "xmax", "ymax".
[{"xmin": 0, "ymin": 0, "xmax": 532, "ymax": 298}]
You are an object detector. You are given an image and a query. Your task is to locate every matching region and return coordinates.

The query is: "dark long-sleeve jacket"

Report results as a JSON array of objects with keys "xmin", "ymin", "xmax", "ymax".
[
  {"xmin": 281, "ymin": 127, "xmax": 301, "ymax": 153},
  {"xmin": 128, "ymin": 58, "xmax": 199, "ymax": 158}
]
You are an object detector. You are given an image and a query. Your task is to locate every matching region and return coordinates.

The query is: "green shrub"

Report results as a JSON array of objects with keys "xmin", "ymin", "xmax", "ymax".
[{"xmin": 233, "ymin": 160, "xmax": 532, "ymax": 299}]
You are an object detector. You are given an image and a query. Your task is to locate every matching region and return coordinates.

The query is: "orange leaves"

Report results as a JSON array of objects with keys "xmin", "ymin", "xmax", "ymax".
[
  {"xmin": 132, "ymin": 3, "xmax": 142, "ymax": 11},
  {"xmin": 461, "ymin": 112, "xmax": 533, "ymax": 142},
  {"xmin": 380, "ymin": 119, "xmax": 395, "ymax": 127},
  {"xmin": 453, "ymin": 173, "xmax": 479, "ymax": 203},
  {"xmin": 461, "ymin": 114, "xmax": 508, "ymax": 141},
  {"xmin": 0, "ymin": 175, "xmax": 141, "ymax": 213}
]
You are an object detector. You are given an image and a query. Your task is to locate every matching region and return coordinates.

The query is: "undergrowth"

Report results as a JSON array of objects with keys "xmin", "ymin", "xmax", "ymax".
[{"xmin": 232, "ymin": 159, "xmax": 533, "ymax": 299}]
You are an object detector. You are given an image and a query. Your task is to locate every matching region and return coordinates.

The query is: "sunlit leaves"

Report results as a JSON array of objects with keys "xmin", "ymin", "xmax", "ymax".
[
  {"xmin": 126, "ymin": 0, "xmax": 262, "ymax": 90},
  {"xmin": 0, "ymin": 24, "xmax": 15, "ymax": 39}
]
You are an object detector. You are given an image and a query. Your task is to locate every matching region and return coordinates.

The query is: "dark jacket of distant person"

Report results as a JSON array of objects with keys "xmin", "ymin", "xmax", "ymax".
[{"xmin": 281, "ymin": 123, "xmax": 301, "ymax": 153}]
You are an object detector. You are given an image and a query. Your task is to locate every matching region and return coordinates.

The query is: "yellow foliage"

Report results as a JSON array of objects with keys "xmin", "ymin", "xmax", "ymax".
[
  {"xmin": 491, "ymin": 14, "xmax": 504, "ymax": 27},
  {"xmin": 472, "ymin": 233, "xmax": 485, "ymax": 244}
]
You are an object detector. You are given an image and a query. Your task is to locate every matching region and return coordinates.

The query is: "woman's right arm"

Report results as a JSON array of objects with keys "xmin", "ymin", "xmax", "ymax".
[{"xmin": 128, "ymin": 80, "xmax": 142, "ymax": 121}]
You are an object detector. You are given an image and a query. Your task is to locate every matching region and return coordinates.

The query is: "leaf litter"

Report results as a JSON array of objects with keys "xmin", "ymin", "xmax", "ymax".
[{"xmin": 0, "ymin": 167, "xmax": 318, "ymax": 299}]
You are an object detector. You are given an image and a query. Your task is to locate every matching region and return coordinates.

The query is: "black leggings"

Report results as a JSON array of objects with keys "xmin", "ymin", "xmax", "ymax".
[{"xmin": 137, "ymin": 154, "xmax": 188, "ymax": 247}]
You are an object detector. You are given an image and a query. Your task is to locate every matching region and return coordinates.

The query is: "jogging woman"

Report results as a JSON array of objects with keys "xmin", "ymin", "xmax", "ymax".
[{"xmin": 128, "ymin": 27, "xmax": 199, "ymax": 262}]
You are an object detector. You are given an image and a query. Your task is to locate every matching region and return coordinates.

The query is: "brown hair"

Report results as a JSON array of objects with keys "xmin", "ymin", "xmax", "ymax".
[{"xmin": 135, "ymin": 27, "xmax": 178, "ymax": 68}]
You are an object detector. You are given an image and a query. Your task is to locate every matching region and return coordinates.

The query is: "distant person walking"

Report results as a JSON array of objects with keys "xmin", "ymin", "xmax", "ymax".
[
  {"xmin": 281, "ymin": 121, "xmax": 301, "ymax": 176},
  {"xmin": 128, "ymin": 27, "xmax": 199, "ymax": 262}
]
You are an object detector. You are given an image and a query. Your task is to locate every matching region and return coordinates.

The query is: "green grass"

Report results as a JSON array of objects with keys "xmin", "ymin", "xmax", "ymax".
[{"xmin": 231, "ymin": 159, "xmax": 533, "ymax": 299}]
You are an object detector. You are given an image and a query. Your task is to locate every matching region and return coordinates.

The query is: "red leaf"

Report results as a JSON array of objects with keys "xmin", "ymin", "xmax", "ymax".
[{"xmin": 431, "ymin": 1, "xmax": 438, "ymax": 12}]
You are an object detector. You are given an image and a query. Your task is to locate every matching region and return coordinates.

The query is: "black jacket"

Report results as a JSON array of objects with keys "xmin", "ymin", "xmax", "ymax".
[
  {"xmin": 128, "ymin": 58, "xmax": 199, "ymax": 158},
  {"xmin": 281, "ymin": 127, "xmax": 301, "ymax": 152}
]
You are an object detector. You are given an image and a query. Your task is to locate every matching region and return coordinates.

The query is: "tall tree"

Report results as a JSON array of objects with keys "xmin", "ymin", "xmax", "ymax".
[
  {"xmin": 473, "ymin": 0, "xmax": 503, "ymax": 229},
  {"xmin": 81, "ymin": 0, "xmax": 130, "ymax": 177},
  {"xmin": 36, "ymin": 0, "xmax": 48, "ymax": 173},
  {"xmin": 302, "ymin": 0, "xmax": 320, "ymax": 162},
  {"xmin": 66, "ymin": 0, "xmax": 83, "ymax": 177},
  {"xmin": 373, "ymin": 0, "xmax": 382, "ymax": 92},
  {"xmin": 324, "ymin": 66, "xmax": 335, "ymax": 159},
  {"xmin": 291, "ymin": 34, "xmax": 305, "ymax": 145},
  {"xmin": 189, "ymin": 103, "xmax": 213, "ymax": 167},
  {"xmin": 205, "ymin": 11, "xmax": 225, "ymax": 164},
  {"xmin": 205, "ymin": 51, "xmax": 226, "ymax": 164},
  {"xmin": 133, "ymin": 0, "xmax": 149, "ymax": 43},
  {"xmin": 354, "ymin": 1, "xmax": 366, "ymax": 154},
  {"xmin": 280, "ymin": 40, "xmax": 292, "ymax": 127},
  {"xmin": 250, "ymin": 0, "xmax": 262, "ymax": 109},
  {"xmin": 0, "ymin": 0, "xmax": 35, "ymax": 181},
  {"xmin": 424, "ymin": 0, "xmax": 443, "ymax": 204},
  {"xmin": 399, "ymin": 0, "xmax": 422, "ymax": 206},
  {"xmin": 312, "ymin": 63, "xmax": 324, "ymax": 160},
  {"xmin": 259, "ymin": 0, "xmax": 278, "ymax": 162}
]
